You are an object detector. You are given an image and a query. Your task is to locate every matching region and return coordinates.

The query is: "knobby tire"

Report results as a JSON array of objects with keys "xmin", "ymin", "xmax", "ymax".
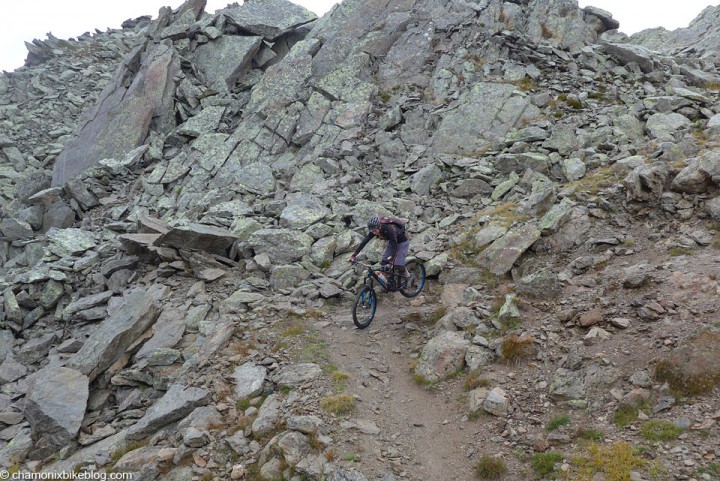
[
  {"xmin": 352, "ymin": 285, "xmax": 377, "ymax": 329},
  {"xmin": 399, "ymin": 259, "xmax": 426, "ymax": 298}
]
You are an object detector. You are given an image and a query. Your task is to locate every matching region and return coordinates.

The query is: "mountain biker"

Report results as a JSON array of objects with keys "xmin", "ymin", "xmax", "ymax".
[{"xmin": 349, "ymin": 214, "xmax": 410, "ymax": 286}]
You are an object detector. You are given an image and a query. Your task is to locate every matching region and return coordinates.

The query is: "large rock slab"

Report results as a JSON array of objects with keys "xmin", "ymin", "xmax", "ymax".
[
  {"xmin": 0, "ymin": 428, "xmax": 33, "ymax": 467},
  {"xmin": 191, "ymin": 35, "xmax": 263, "ymax": 91},
  {"xmin": 46, "ymin": 227, "xmax": 97, "ymax": 257},
  {"xmin": 3, "ymin": 288, "xmax": 23, "ymax": 324},
  {"xmin": 67, "ymin": 285, "xmax": 166, "ymax": 382},
  {"xmin": 245, "ymin": 38, "xmax": 319, "ymax": 114},
  {"xmin": 134, "ymin": 306, "xmax": 186, "ymax": 362},
  {"xmin": 220, "ymin": 0, "xmax": 317, "ymax": 40},
  {"xmin": 0, "ymin": 357, "xmax": 27, "ymax": 384},
  {"xmin": 1, "ymin": 218, "xmax": 33, "ymax": 241},
  {"xmin": 671, "ymin": 150, "xmax": 720, "ymax": 194},
  {"xmin": 154, "ymin": 223, "xmax": 238, "ymax": 256},
  {"xmin": 601, "ymin": 42, "xmax": 656, "ymax": 73},
  {"xmin": 432, "ymin": 82, "xmax": 537, "ymax": 154},
  {"xmin": 24, "ymin": 367, "xmax": 89, "ymax": 456},
  {"xmin": 252, "ymin": 393, "xmax": 282, "ymax": 435},
  {"xmin": 269, "ymin": 265, "xmax": 311, "ymax": 290},
  {"xmin": 127, "ymin": 384, "xmax": 211, "ymax": 441},
  {"xmin": 550, "ymin": 364, "xmax": 621, "ymax": 402},
  {"xmin": 52, "ymin": 42, "xmax": 179, "ymax": 185},
  {"xmin": 248, "ymin": 228, "xmax": 314, "ymax": 263},
  {"xmin": 62, "ymin": 290, "xmax": 114, "ymax": 320},
  {"xmin": 279, "ymin": 193, "xmax": 329, "ymax": 230},
  {"xmin": 42, "ymin": 430, "xmax": 128, "ymax": 473},
  {"xmin": 646, "ymin": 112, "xmax": 691, "ymax": 141},
  {"xmin": 274, "ymin": 363, "xmax": 322, "ymax": 387},
  {"xmin": 477, "ymin": 223, "xmax": 541, "ymax": 275},
  {"xmin": 410, "ymin": 164, "xmax": 442, "ymax": 196}
]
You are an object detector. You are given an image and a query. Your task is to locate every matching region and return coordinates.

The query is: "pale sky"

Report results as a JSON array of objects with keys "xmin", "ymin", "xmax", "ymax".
[{"xmin": 0, "ymin": 1, "xmax": 718, "ymax": 72}]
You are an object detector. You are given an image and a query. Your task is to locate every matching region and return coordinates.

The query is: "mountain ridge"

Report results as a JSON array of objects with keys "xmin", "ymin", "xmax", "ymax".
[{"xmin": 0, "ymin": 0, "xmax": 719, "ymax": 480}]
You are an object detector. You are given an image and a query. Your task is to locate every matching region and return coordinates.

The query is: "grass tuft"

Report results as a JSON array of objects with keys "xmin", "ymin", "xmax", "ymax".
[
  {"xmin": 640, "ymin": 420, "xmax": 681, "ymax": 441},
  {"xmin": 475, "ymin": 455, "xmax": 508, "ymax": 479},
  {"xmin": 465, "ymin": 371, "xmax": 491, "ymax": 391},
  {"xmin": 564, "ymin": 441, "xmax": 646, "ymax": 481},
  {"xmin": 576, "ymin": 428, "xmax": 604, "ymax": 442},
  {"xmin": 320, "ymin": 394, "xmax": 355, "ymax": 415},
  {"xmin": 500, "ymin": 334, "xmax": 535, "ymax": 364},
  {"xmin": 428, "ymin": 306, "xmax": 448, "ymax": 324},
  {"xmin": 531, "ymin": 452, "xmax": 563, "ymax": 477},
  {"xmin": 614, "ymin": 404, "xmax": 639, "ymax": 428},
  {"xmin": 668, "ymin": 246, "xmax": 694, "ymax": 257},
  {"xmin": 545, "ymin": 413, "xmax": 570, "ymax": 431}
]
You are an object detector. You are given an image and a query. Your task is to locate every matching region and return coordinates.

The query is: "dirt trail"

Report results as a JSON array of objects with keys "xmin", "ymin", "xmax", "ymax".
[{"xmin": 320, "ymin": 295, "xmax": 481, "ymax": 481}]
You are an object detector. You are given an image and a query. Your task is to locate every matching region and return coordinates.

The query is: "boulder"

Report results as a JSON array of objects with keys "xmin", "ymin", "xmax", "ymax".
[
  {"xmin": 414, "ymin": 330, "xmax": 470, "ymax": 383},
  {"xmin": 274, "ymin": 363, "xmax": 322, "ymax": 387},
  {"xmin": 46, "ymin": 227, "xmax": 97, "ymax": 257},
  {"xmin": 269, "ymin": 265, "xmax": 310, "ymax": 290},
  {"xmin": 234, "ymin": 362, "xmax": 267, "ymax": 399},
  {"xmin": 68, "ymin": 285, "xmax": 166, "ymax": 382},
  {"xmin": 252, "ymin": 393, "xmax": 282, "ymax": 435},
  {"xmin": 154, "ymin": 223, "xmax": 238, "ymax": 256},
  {"xmin": 477, "ymin": 223, "xmax": 541, "ymax": 275},
  {"xmin": 134, "ymin": 307, "xmax": 187, "ymax": 361},
  {"xmin": 24, "ymin": 367, "xmax": 89, "ymax": 457},
  {"xmin": 127, "ymin": 384, "xmax": 211, "ymax": 441},
  {"xmin": 279, "ymin": 194, "xmax": 329, "ymax": 230},
  {"xmin": 220, "ymin": 0, "xmax": 317, "ymax": 40},
  {"xmin": 192, "ymin": 36, "xmax": 263, "ymax": 92},
  {"xmin": 601, "ymin": 42, "xmax": 656, "ymax": 73},
  {"xmin": 52, "ymin": 41, "xmax": 178, "ymax": 185},
  {"xmin": 248, "ymin": 228, "xmax": 314, "ymax": 263}
]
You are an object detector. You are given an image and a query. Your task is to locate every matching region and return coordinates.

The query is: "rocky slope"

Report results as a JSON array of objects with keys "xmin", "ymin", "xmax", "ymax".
[{"xmin": 0, "ymin": 0, "xmax": 719, "ymax": 480}]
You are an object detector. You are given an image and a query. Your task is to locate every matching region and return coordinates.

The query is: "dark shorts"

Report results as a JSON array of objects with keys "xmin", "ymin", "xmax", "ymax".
[{"xmin": 383, "ymin": 240, "xmax": 410, "ymax": 267}]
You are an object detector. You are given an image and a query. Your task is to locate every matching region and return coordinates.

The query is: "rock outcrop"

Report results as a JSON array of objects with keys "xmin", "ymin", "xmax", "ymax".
[{"xmin": 1, "ymin": 0, "xmax": 720, "ymax": 479}]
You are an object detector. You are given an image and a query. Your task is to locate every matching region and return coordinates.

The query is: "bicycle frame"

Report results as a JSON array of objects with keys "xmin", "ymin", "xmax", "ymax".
[{"xmin": 355, "ymin": 261, "xmax": 400, "ymax": 292}]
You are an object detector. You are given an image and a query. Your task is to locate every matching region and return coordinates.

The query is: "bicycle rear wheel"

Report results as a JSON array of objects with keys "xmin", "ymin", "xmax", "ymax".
[
  {"xmin": 352, "ymin": 286, "xmax": 377, "ymax": 329},
  {"xmin": 400, "ymin": 259, "xmax": 426, "ymax": 298}
]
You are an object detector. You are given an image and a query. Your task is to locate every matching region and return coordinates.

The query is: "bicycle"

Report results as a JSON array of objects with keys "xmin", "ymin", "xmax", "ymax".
[{"xmin": 350, "ymin": 258, "xmax": 426, "ymax": 329}]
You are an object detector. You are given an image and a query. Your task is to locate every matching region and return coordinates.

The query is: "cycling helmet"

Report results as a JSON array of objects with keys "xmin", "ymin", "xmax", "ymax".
[{"xmin": 367, "ymin": 214, "xmax": 380, "ymax": 230}]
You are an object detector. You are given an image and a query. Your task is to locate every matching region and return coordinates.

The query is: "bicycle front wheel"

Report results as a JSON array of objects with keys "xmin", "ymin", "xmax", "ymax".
[
  {"xmin": 400, "ymin": 260, "xmax": 426, "ymax": 298},
  {"xmin": 352, "ymin": 286, "xmax": 377, "ymax": 329}
]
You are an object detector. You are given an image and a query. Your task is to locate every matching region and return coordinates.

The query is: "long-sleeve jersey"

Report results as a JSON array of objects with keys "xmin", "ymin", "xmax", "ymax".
[{"xmin": 352, "ymin": 223, "xmax": 408, "ymax": 262}]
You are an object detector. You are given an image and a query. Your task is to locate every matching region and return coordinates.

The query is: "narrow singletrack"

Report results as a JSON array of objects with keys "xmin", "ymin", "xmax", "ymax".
[{"xmin": 322, "ymin": 299, "xmax": 479, "ymax": 481}]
